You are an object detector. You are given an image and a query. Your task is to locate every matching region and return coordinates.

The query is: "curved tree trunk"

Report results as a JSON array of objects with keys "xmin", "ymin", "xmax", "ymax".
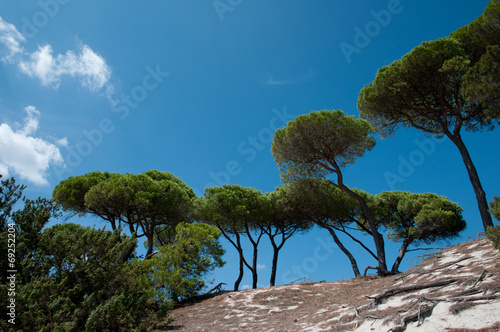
[
  {"xmin": 450, "ymin": 134, "xmax": 493, "ymax": 231},
  {"xmin": 391, "ymin": 238, "xmax": 412, "ymax": 273},
  {"xmin": 217, "ymin": 227, "xmax": 245, "ymax": 291},
  {"xmin": 356, "ymin": 199, "xmax": 388, "ymax": 275},
  {"xmin": 235, "ymin": 248, "xmax": 245, "ymax": 291},
  {"xmin": 232, "ymin": 232, "xmax": 245, "ymax": 291},
  {"xmin": 334, "ymin": 225, "xmax": 377, "ymax": 260},
  {"xmin": 322, "ymin": 225, "xmax": 361, "ymax": 277},
  {"xmin": 335, "ymin": 182, "xmax": 389, "ymax": 275}
]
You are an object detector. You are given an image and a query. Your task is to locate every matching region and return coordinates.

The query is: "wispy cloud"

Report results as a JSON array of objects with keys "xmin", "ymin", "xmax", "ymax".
[
  {"xmin": 265, "ymin": 75, "xmax": 290, "ymax": 86},
  {"xmin": 257, "ymin": 264, "xmax": 266, "ymax": 270},
  {"xmin": 0, "ymin": 17, "xmax": 25, "ymax": 61},
  {"xmin": 55, "ymin": 137, "xmax": 69, "ymax": 147},
  {"xmin": 265, "ymin": 69, "xmax": 315, "ymax": 86},
  {"xmin": 0, "ymin": 106, "xmax": 65, "ymax": 186},
  {"xmin": 0, "ymin": 16, "xmax": 112, "ymax": 94}
]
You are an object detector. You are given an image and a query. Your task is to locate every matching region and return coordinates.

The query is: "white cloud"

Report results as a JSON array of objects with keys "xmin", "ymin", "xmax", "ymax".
[
  {"xmin": 55, "ymin": 137, "xmax": 69, "ymax": 147},
  {"xmin": 0, "ymin": 16, "xmax": 25, "ymax": 61},
  {"xmin": 257, "ymin": 264, "xmax": 266, "ymax": 270},
  {"xmin": 0, "ymin": 106, "xmax": 65, "ymax": 186},
  {"xmin": 19, "ymin": 44, "xmax": 111, "ymax": 91},
  {"xmin": 18, "ymin": 106, "xmax": 40, "ymax": 136},
  {"xmin": 0, "ymin": 16, "xmax": 112, "ymax": 93}
]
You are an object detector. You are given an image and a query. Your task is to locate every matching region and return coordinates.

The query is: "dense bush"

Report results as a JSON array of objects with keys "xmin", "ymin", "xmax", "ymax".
[
  {"xmin": 15, "ymin": 223, "xmax": 171, "ymax": 331},
  {"xmin": 142, "ymin": 222, "xmax": 225, "ymax": 302},
  {"xmin": 1, "ymin": 176, "xmax": 171, "ymax": 331}
]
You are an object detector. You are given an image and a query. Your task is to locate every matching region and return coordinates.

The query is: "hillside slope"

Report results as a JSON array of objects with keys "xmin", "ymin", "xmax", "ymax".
[{"xmin": 164, "ymin": 238, "xmax": 500, "ymax": 332}]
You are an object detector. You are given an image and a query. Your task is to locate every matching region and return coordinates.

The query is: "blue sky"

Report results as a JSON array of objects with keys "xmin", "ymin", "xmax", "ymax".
[{"xmin": 0, "ymin": 0, "xmax": 498, "ymax": 289}]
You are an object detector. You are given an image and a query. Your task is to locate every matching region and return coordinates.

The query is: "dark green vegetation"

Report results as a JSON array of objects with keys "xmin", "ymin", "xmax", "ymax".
[
  {"xmin": 271, "ymin": 111, "xmax": 467, "ymax": 276},
  {"xmin": 270, "ymin": 0, "xmax": 499, "ymax": 275},
  {"xmin": 357, "ymin": 0, "xmax": 500, "ymax": 231},
  {"xmin": 1, "ymin": 175, "xmax": 224, "ymax": 331},
  {"xmin": 1, "ymin": 1, "xmax": 498, "ymax": 330},
  {"xmin": 273, "ymin": 179, "xmax": 466, "ymax": 276},
  {"xmin": 198, "ymin": 184, "xmax": 312, "ymax": 290},
  {"xmin": 487, "ymin": 196, "xmax": 500, "ymax": 249},
  {"xmin": 52, "ymin": 170, "xmax": 196, "ymax": 259},
  {"xmin": 143, "ymin": 221, "xmax": 225, "ymax": 302}
]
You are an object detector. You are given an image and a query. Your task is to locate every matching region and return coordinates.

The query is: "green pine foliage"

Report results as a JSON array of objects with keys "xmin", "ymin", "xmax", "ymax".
[
  {"xmin": 489, "ymin": 196, "xmax": 500, "ymax": 221},
  {"xmin": 487, "ymin": 225, "xmax": 500, "ymax": 250},
  {"xmin": 357, "ymin": 0, "xmax": 500, "ymax": 231},
  {"xmin": 1, "ymin": 177, "xmax": 165, "ymax": 331},
  {"xmin": 14, "ymin": 223, "xmax": 171, "ymax": 331},
  {"xmin": 141, "ymin": 222, "xmax": 225, "ymax": 302},
  {"xmin": 487, "ymin": 196, "xmax": 500, "ymax": 250}
]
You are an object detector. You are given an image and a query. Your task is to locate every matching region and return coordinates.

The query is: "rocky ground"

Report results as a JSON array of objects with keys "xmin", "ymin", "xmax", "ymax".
[{"xmin": 161, "ymin": 237, "xmax": 500, "ymax": 332}]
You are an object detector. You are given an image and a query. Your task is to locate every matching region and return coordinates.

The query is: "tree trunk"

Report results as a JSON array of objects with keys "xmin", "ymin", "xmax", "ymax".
[
  {"xmin": 268, "ymin": 235, "xmax": 283, "ymax": 287},
  {"xmin": 235, "ymin": 249, "xmax": 245, "ymax": 291},
  {"xmin": 269, "ymin": 247, "xmax": 279, "ymax": 287},
  {"xmin": 391, "ymin": 239, "xmax": 412, "ymax": 273},
  {"xmin": 358, "ymin": 200, "xmax": 388, "ymax": 275},
  {"xmin": 245, "ymin": 226, "xmax": 262, "ymax": 289},
  {"xmin": 145, "ymin": 232, "xmax": 154, "ymax": 260},
  {"xmin": 334, "ymin": 225, "xmax": 377, "ymax": 260},
  {"xmin": 450, "ymin": 134, "xmax": 493, "ymax": 230},
  {"xmin": 216, "ymin": 227, "xmax": 246, "ymax": 291},
  {"xmin": 322, "ymin": 225, "xmax": 361, "ymax": 277},
  {"xmin": 252, "ymin": 245, "xmax": 258, "ymax": 289},
  {"xmin": 129, "ymin": 223, "xmax": 136, "ymax": 237},
  {"xmin": 234, "ymin": 233, "xmax": 245, "ymax": 291},
  {"xmin": 336, "ymin": 183, "xmax": 389, "ymax": 275}
]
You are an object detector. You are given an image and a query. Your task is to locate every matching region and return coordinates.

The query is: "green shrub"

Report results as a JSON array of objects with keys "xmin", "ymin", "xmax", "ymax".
[
  {"xmin": 143, "ymin": 222, "xmax": 226, "ymax": 302},
  {"xmin": 490, "ymin": 196, "xmax": 500, "ymax": 221},
  {"xmin": 487, "ymin": 225, "xmax": 500, "ymax": 250},
  {"xmin": 14, "ymin": 224, "xmax": 170, "ymax": 331}
]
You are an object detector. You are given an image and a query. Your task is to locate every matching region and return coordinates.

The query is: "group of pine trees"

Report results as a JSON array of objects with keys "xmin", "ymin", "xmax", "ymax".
[
  {"xmin": 0, "ymin": 175, "xmax": 224, "ymax": 331},
  {"xmin": 1, "ymin": 0, "xmax": 499, "ymax": 330}
]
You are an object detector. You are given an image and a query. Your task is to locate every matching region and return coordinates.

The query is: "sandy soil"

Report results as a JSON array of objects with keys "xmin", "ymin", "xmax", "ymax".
[{"xmin": 160, "ymin": 238, "xmax": 500, "ymax": 332}]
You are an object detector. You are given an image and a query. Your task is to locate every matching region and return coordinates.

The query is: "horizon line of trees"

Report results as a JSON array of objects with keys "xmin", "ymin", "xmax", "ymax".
[
  {"xmin": 51, "ymin": 169, "xmax": 469, "ymax": 286},
  {"xmin": 2, "ymin": 170, "xmax": 498, "ymax": 330}
]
